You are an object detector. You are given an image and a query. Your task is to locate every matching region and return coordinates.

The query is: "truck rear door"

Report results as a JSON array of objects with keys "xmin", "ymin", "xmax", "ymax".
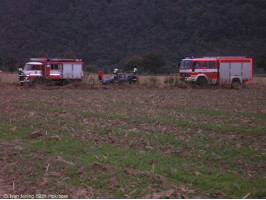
[
  {"xmin": 62, "ymin": 63, "xmax": 83, "ymax": 79},
  {"xmin": 73, "ymin": 63, "xmax": 83, "ymax": 79},
  {"xmin": 242, "ymin": 60, "xmax": 252, "ymax": 81}
]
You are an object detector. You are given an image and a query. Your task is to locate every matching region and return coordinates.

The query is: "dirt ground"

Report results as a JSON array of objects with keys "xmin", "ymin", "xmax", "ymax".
[
  {"xmin": 0, "ymin": 177, "xmax": 10, "ymax": 198},
  {"xmin": 0, "ymin": 86, "xmax": 265, "ymax": 198}
]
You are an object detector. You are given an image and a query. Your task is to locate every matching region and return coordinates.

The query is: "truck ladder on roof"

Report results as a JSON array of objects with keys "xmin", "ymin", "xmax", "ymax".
[
  {"xmin": 202, "ymin": 56, "xmax": 246, "ymax": 59},
  {"xmin": 30, "ymin": 58, "xmax": 82, "ymax": 62}
]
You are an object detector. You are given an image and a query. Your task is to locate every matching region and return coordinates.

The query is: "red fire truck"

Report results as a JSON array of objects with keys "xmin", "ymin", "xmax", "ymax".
[
  {"xmin": 22, "ymin": 58, "xmax": 83, "ymax": 85},
  {"xmin": 179, "ymin": 57, "xmax": 252, "ymax": 86}
]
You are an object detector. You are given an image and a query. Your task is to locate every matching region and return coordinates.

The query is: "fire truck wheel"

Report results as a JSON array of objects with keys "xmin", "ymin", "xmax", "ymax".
[
  {"xmin": 196, "ymin": 77, "xmax": 207, "ymax": 86},
  {"xmin": 62, "ymin": 80, "xmax": 69, "ymax": 86},
  {"xmin": 34, "ymin": 78, "xmax": 43, "ymax": 85},
  {"xmin": 232, "ymin": 79, "xmax": 241, "ymax": 89}
]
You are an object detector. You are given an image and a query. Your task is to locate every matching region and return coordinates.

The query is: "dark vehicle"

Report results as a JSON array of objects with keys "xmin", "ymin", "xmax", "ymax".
[{"xmin": 99, "ymin": 73, "xmax": 136, "ymax": 85}]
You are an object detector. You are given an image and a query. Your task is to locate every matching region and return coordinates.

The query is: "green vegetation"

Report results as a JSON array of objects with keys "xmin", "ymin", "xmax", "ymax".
[
  {"xmin": 147, "ymin": 76, "xmax": 160, "ymax": 87},
  {"xmin": 0, "ymin": 88, "xmax": 265, "ymax": 198}
]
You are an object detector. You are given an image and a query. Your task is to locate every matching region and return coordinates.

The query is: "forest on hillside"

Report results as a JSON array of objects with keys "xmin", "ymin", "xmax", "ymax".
[{"xmin": 0, "ymin": 0, "xmax": 265, "ymax": 72}]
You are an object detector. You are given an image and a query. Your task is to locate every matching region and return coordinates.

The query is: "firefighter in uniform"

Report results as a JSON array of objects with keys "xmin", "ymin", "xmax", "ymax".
[
  {"xmin": 132, "ymin": 68, "xmax": 138, "ymax": 84},
  {"xmin": 112, "ymin": 68, "xmax": 119, "ymax": 84},
  {"xmin": 18, "ymin": 68, "xmax": 25, "ymax": 86}
]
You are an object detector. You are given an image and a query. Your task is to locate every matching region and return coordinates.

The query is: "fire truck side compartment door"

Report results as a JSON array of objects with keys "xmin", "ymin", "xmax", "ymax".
[
  {"xmin": 73, "ymin": 64, "xmax": 82, "ymax": 78},
  {"xmin": 242, "ymin": 62, "xmax": 252, "ymax": 80},
  {"xmin": 63, "ymin": 63, "xmax": 73, "ymax": 78},
  {"xmin": 219, "ymin": 62, "xmax": 230, "ymax": 84},
  {"xmin": 231, "ymin": 63, "xmax": 242, "ymax": 76}
]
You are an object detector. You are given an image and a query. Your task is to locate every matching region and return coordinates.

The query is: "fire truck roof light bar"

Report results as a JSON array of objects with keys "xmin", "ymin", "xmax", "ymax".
[{"xmin": 30, "ymin": 58, "xmax": 82, "ymax": 62}]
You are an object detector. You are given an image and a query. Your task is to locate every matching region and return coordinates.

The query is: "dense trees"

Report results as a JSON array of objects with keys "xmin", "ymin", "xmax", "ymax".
[
  {"xmin": 256, "ymin": 52, "xmax": 266, "ymax": 71},
  {"xmin": 0, "ymin": 57, "xmax": 3, "ymax": 71},
  {"xmin": 143, "ymin": 51, "xmax": 165, "ymax": 74},
  {"xmin": 63, "ymin": 50, "xmax": 76, "ymax": 59},
  {"xmin": 2, "ymin": 54, "xmax": 18, "ymax": 72},
  {"xmin": 123, "ymin": 51, "xmax": 167, "ymax": 74},
  {"xmin": 0, "ymin": 0, "xmax": 265, "ymax": 72},
  {"xmin": 123, "ymin": 56, "xmax": 143, "ymax": 72}
]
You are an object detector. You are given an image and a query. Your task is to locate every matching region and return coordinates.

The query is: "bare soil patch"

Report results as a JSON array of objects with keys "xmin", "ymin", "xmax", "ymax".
[{"xmin": 0, "ymin": 87, "xmax": 265, "ymax": 198}]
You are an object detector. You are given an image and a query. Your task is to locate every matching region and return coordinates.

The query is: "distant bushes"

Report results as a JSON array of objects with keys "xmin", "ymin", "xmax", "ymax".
[
  {"xmin": 164, "ymin": 76, "xmax": 174, "ymax": 85},
  {"xmin": 123, "ymin": 50, "xmax": 175, "ymax": 74},
  {"xmin": 147, "ymin": 76, "xmax": 160, "ymax": 87},
  {"xmin": 256, "ymin": 51, "xmax": 266, "ymax": 72},
  {"xmin": 173, "ymin": 77, "xmax": 189, "ymax": 89},
  {"xmin": 164, "ymin": 76, "xmax": 189, "ymax": 88},
  {"xmin": 85, "ymin": 65, "xmax": 98, "ymax": 73},
  {"xmin": 83, "ymin": 73, "xmax": 98, "ymax": 85},
  {"xmin": 139, "ymin": 75, "xmax": 189, "ymax": 88}
]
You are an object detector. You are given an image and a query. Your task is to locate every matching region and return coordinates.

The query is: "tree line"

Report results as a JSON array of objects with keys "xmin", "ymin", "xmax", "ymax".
[
  {"xmin": 1, "ymin": 50, "xmax": 265, "ymax": 74},
  {"xmin": 0, "ymin": 50, "xmax": 170, "ymax": 74},
  {"xmin": 0, "ymin": 0, "xmax": 265, "ymax": 73}
]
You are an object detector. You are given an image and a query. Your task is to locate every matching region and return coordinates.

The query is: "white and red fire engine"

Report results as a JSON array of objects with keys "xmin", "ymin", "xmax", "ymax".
[
  {"xmin": 179, "ymin": 56, "xmax": 252, "ymax": 86},
  {"xmin": 22, "ymin": 58, "xmax": 83, "ymax": 85}
]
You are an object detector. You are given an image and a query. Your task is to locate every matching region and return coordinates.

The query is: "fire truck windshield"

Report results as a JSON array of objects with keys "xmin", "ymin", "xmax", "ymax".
[
  {"xmin": 24, "ymin": 64, "xmax": 42, "ymax": 71},
  {"xmin": 180, "ymin": 60, "xmax": 192, "ymax": 69},
  {"xmin": 24, "ymin": 64, "xmax": 32, "ymax": 71}
]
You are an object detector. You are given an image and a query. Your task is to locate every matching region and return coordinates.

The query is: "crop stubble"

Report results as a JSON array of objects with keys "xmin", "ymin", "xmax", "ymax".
[{"xmin": 0, "ymin": 87, "xmax": 265, "ymax": 198}]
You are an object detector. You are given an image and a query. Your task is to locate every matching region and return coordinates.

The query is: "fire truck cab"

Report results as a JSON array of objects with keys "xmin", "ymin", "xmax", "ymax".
[
  {"xmin": 179, "ymin": 57, "xmax": 252, "ymax": 86},
  {"xmin": 22, "ymin": 58, "xmax": 83, "ymax": 85}
]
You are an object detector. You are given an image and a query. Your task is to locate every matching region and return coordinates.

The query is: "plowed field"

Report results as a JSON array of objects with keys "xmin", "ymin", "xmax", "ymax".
[{"xmin": 0, "ymin": 87, "xmax": 265, "ymax": 198}]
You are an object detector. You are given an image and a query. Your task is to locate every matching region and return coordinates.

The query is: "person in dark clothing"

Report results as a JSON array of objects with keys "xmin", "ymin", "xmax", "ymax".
[
  {"xmin": 132, "ymin": 68, "xmax": 137, "ymax": 84},
  {"xmin": 98, "ymin": 69, "xmax": 103, "ymax": 81},
  {"xmin": 112, "ymin": 68, "xmax": 119, "ymax": 84},
  {"xmin": 18, "ymin": 68, "xmax": 25, "ymax": 86}
]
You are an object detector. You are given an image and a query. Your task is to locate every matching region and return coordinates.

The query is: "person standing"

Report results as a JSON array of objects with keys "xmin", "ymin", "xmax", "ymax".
[
  {"xmin": 132, "ymin": 68, "xmax": 137, "ymax": 84},
  {"xmin": 112, "ymin": 68, "xmax": 119, "ymax": 84},
  {"xmin": 98, "ymin": 69, "xmax": 103, "ymax": 81},
  {"xmin": 18, "ymin": 68, "xmax": 25, "ymax": 86}
]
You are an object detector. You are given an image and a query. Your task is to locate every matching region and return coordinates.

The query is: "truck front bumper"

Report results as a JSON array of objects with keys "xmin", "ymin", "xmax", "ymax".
[
  {"xmin": 184, "ymin": 77, "xmax": 196, "ymax": 82},
  {"xmin": 23, "ymin": 76, "xmax": 31, "ymax": 83}
]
